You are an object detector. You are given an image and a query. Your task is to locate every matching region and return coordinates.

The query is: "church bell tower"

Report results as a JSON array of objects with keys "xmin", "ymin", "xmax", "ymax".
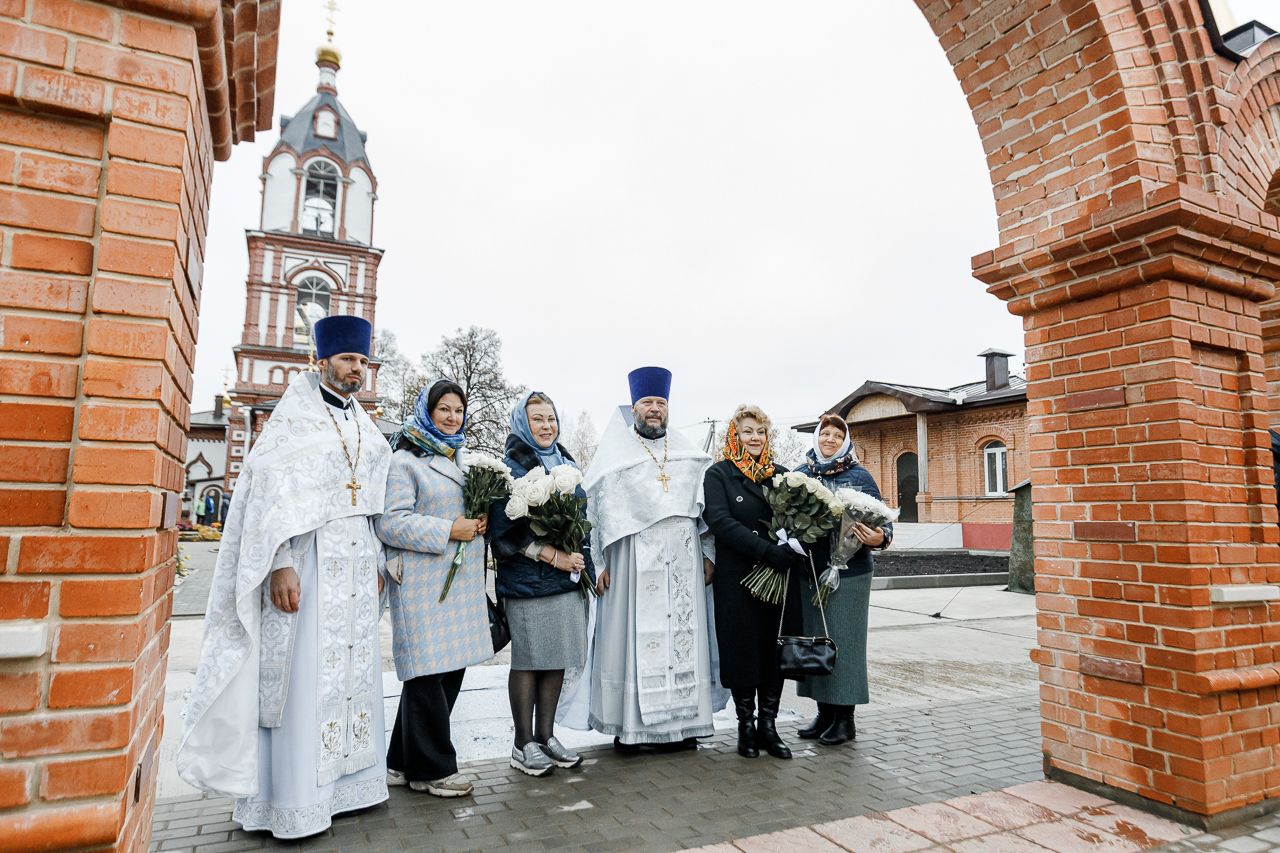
[{"xmin": 225, "ymin": 34, "xmax": 383, "ymax": 493}]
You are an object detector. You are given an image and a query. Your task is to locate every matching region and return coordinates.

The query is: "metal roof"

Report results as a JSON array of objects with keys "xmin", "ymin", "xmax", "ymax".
[{"xmin": 279, "ymin": 90, "xmax": 370, "ymax": 168}]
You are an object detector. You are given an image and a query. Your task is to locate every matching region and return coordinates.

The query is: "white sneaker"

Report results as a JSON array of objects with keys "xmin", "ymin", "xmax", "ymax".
[
  {"xmin": 417, "ymin": 774, "xmax": 474, "ymax": 798},
  {"xmin": 510, "ymin": 742, "xmax": 554, "ymax": 777},
  {"xmin": 386, "ymin": 769, "xmax": 408, "ymax": 787},
  {"xmin": 540, "ymin": 736, "xmax": 582, "ymax": 769}
]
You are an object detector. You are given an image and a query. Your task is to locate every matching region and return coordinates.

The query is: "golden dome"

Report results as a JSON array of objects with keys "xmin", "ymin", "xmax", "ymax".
[{"xmin": 316, "ymin": 42, "xmax": 342, "ymax": 67}]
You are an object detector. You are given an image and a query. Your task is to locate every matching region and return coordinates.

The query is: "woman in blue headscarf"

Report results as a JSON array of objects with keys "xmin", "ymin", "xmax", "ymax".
[
  {"xmin": 489, "ymin": 391, "xmax": 594, "ymax": 778},
  {"xmin": 375, "ymin": 380, "xmax": 493, "ymax": 798}
]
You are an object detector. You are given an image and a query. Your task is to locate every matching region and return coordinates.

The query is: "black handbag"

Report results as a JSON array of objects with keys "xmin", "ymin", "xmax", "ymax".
[
  {"xmin": 776, "ymin": 554, "xmax": 837, "ymax": 678},
  {"xmin": 484, "ymin": 543, "xmax": 511, "ymax": 653}
]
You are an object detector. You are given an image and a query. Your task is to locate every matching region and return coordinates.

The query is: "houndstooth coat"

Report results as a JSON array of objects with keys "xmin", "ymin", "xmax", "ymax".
[{"xmin": 374, "ymin": 447, "xmax": 493, "ymax": 680}]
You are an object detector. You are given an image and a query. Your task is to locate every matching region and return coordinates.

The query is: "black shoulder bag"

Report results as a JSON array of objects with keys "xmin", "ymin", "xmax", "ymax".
[{"xmin": 776, "ymin": 553, "xmax": 837, "ymax": 678}]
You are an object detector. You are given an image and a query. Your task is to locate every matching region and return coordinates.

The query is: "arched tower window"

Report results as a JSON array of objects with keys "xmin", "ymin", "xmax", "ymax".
[
  {"xmin": 293, "ymin": 276, "xmax": 331, "ymax": 349},
  {"xmin": 301, "ymin": 161, "xmax": 339, "ymax": 236},
  {"xmin": 983, "ymin": 440, "xmax": 1008, "ymax": 495}
]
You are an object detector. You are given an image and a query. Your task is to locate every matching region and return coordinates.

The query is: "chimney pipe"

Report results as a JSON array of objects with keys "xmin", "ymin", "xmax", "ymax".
[
  {"xmin": 979, "ymin": 348, "xmax": 1014, "ymax": 392},
  {"xmin": 214, "ymin": 394, "xmax": 224, "ymax": 419}
]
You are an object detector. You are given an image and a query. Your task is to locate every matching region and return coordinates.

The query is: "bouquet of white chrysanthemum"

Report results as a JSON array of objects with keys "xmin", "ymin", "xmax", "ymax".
[
  {"xmin": 741, "ymin": 471, "xmax": 844, "ymax": 604},
  {"xmin": 439, "ymin": 451, "xmax": 514, "ymax": 602},
  {"xmin": 811, "ymin": 487, "xmax": 900, "ymax": 606},
  {"xmin": 506, "ymin": 464, "xmax": 595, "ymax": 597}
]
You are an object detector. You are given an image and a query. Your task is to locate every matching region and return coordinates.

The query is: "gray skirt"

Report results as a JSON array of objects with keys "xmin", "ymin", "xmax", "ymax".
[
  {"xmin": 797, "ymin": 569, "xmax": 872, "ymax": 705},
  {"xmin": 505, "ymin": 590, "xmax": 588, "ymax": 671}
]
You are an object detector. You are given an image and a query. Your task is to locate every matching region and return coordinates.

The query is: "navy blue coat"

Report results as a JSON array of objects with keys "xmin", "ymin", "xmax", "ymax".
[
  {"xmin": 794, "ymin": 455, "xmax": 893, "ymax": 577},
  {"xmin": 489, "ymin": 435, "xmax": 595, "ymax": 599}
]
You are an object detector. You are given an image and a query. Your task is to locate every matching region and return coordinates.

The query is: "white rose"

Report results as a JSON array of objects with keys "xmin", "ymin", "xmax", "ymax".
[
  {"xmin": 784, "ymin": 471, "xmax": 806, "ymax": 488},
  {"xmin": 505, "ymin": 494, "xmax": 530, "ymax": 519},
  {"xmin": 551, "ymin": 465, "xmax": 582, "ymax": 493},
  {"xmin": 524, "ymin": 478, "xmax": 554, "ymax": 506}
]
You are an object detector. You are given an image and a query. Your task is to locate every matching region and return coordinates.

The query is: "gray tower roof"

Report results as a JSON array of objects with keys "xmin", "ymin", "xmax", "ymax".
[{"xmin": 278, "ymin": 89, "xmax": 370, "ymax": 169}]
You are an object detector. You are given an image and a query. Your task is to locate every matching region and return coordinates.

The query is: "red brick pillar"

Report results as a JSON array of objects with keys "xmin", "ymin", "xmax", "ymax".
[
  {"xmin": 0, "ymin": 1, "xmax": 275, "ymax": 849},
  {"xmin": 979, "ymin": 186, "xmax": 1280, "ymax": 826}
]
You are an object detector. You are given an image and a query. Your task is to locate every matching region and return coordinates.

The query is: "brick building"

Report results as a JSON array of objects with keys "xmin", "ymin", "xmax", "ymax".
[
  {"xmin": 1, "ymin": 1, "xmax": 1280, "ymax": 847},
  {"xmin": 800, "ymin": 349, "xmax": 1028, "ymax": 551},
  {"xmin": 223, "ymin": 38, "xmax": 383, "ymax": 495}
]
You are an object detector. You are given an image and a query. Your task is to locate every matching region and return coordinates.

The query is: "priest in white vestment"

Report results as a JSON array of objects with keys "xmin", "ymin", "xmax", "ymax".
[
  {"xmin": 177, "ymin": 316, "xmax": 392, "ymax": 839},
  {"xmin": 577, "ymin": 367, "xmax": 725, "ymax": 748}
]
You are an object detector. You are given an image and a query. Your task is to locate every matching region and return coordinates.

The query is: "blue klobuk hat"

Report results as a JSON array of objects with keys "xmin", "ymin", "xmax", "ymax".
[
  {"xmin": 313, "ymin": 315, "xmax": 372, "ymax": 360},
  {"xmin": 628, "ymin": 366, "xmax": 672, "ymax": 404}
]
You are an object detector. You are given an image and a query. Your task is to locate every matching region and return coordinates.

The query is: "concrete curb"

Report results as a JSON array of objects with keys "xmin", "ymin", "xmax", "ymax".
[{"xmin": 872, "ymin": 571, "xmax": 1010, "ymax": 590}]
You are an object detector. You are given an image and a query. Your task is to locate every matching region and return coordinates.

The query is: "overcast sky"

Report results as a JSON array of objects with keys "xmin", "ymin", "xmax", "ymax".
[{"xmin": 192, "ymin": 0, "xmax": 1274, "ymax": 435}]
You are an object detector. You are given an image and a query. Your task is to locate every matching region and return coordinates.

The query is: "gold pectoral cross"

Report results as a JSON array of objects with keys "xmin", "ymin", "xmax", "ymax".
[
  {"xmin": 657, "ymin": 471, "xmax": 671, "ymax": 493},
  {"xmin": 345, "ymin": 478, "xmax": 362, "ymax": 506}
]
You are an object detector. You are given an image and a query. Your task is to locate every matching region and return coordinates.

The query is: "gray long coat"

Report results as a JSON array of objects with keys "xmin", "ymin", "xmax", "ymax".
[{"xmin": 374, "ymin": 448, "xmax": 492, "ymax": 681}]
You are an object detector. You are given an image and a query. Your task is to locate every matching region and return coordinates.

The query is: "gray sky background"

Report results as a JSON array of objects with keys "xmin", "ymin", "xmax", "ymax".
[{"xmin": 193, "ymin": 0, "xmax": 1274, "ymax": 435}]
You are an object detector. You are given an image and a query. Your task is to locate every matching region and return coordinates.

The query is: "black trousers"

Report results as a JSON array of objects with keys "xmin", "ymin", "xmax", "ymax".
[{"xmin": 387, "ymin": 668, "xmax": 465, "ymax": 782}]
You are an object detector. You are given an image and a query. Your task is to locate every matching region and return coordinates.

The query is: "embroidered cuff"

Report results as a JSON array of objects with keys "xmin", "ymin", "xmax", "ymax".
[{"xmin": 271, "ymin": 541, "xmax": 293, "ymax": 572}]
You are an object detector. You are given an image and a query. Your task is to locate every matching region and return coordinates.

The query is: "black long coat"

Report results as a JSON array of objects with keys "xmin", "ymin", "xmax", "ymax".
[{"xmin": 703, "ymin": 460, "xmax": 802, "ymax": 690}]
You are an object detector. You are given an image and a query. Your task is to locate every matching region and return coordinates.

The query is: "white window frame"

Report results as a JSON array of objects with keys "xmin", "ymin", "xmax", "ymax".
[{"xmin": 983, "ymin": 441, "xmax": 1008, "ymax": 496}]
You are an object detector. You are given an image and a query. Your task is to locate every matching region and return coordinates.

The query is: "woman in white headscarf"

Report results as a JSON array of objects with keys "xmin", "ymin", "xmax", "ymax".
[{"xmin": 792, "ymin": 414, "xmax": 892, "ymax": 746}]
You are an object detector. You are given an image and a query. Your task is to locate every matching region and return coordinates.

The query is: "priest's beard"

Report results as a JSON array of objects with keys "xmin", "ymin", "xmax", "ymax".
[
  {"xmin": 634, "ymin": 419, "xmax": 667, "ymax": 440},
  {"xmin": 323, "ymin": 364, "xmax": 363, "ymax": 396}
]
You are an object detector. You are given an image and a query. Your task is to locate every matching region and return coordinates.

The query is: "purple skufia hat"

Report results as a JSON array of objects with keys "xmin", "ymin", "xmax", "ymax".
[
  {"xmin": 313, "ymin": 315, "xmax": 372, "ymax": 360},
  {"xmin": 628, "ymin": 366, "xmax": 672, "ymax": 404}
]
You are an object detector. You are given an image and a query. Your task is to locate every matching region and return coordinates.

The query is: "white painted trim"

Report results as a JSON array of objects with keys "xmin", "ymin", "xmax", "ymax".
[
  {"xmin": 1210, "ymin": 585, "xmax": 1280, "ymax": 604},
  {"xmin": 257, "ymin": 290, "xmax": 270, "ymax": 345},
  {"xmin": 275, "ymin": 291, "xmax": 288, "ymax": 347},
  {"xmin": 0, "ymin": 622, "xmax": 48, "ymax": 659}
]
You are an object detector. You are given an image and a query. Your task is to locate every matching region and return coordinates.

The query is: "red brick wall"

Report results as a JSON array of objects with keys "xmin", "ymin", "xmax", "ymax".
[
  {"xmin": 0, "ymin": 1, "xmax": 274, "ymax": 849},
  {"xmin": 852, "ymin": 403, "xmax": 1028, "ymax": 526}
]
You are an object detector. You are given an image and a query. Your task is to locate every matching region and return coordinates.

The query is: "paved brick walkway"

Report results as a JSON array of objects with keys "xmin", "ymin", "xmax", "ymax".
[
  {"xmin": 151, "ymin": 692, "xmax": 1044, "ymax": 851},
  {"xmin": 690, "ymin": 780, "xmax": 1200, "ymax": 851},
  {"xmin": 1154, "ymin": 812, "xmax": 1280, "ymax": 852}
]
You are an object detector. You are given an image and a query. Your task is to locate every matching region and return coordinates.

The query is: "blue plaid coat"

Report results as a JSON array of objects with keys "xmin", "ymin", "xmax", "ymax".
[{"xmin": 375, "ymin": 447, "xmax": 493, "ymax": 680}]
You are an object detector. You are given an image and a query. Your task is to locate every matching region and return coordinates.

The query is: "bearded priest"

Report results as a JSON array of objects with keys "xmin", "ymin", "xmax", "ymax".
[
  {"xmin": 574, "ymin": 366, "xmax": 726, "ymax": 750},
  {"xmin": 177, "ymin": 315, "xmax": 392, "ymax": 839}
]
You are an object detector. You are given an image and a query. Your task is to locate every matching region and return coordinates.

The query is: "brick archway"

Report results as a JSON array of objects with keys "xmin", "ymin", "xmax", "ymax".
[{"xmin": 0, "ymin": 1, "xmax": 1278, "ymax": 848}]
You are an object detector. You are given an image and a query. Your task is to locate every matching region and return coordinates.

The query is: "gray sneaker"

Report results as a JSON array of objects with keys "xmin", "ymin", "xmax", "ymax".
[
  {"xmin": 540, "ymin": 736, "xmax": 582, "ymax": 768},
  {"xmin": 413, "ymin": 774, "xmax": 473, "ymax": 798},
  {"xmin": 386, "ymin": 769, "xmax": 408, "ymax": 787},
  {"xmin": 510, "ymin": 742, "xmax": 554, "ymax": 777}
]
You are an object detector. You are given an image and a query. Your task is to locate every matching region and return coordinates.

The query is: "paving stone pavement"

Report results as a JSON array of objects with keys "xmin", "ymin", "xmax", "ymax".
[
  {"xmin": 1154, "ymin": 811, "xmax": 1280, "ymax": 852},
  {"xmin": 151, "ymin": 692, "xmax": 1046, "ymax": 852}
]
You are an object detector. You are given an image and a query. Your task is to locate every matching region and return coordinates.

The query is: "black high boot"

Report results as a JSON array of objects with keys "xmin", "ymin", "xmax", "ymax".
[
  {"xmin": 819, "ymin": 706, "xmax": 856, "ymax": 745},
  {"xmin": 756, "ymin": 687, "xmax": 792, "ymax": 759},
  {"xmin": 798, "ymin": 703, "xmax": 834, "ymax": 740},
  {"xmin": 733, "ymin": 691, "xmax": 758, "ymax": 758}
]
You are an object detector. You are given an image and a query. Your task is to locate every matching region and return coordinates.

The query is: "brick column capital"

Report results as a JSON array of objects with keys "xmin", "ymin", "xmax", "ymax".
[{"xmin": 975, "ymin": 186, "xmax": 1280, "ymax": 316}]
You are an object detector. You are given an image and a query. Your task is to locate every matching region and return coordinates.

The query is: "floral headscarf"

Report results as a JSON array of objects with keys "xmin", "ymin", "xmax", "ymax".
[
  {"xmin": 723, "ymin": 420, "xmax": 775, "ymax": 484},
  {"xmin": 396, "ymin": 379, "xmax": 467, "ymax": 460}
]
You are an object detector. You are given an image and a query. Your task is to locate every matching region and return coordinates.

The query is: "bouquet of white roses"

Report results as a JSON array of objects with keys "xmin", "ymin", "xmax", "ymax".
[
  {"xmin": 741, "ymin": 471, "xmax": 844, "ymax": 604},
  {"xmin": 505, "ymin": 464, "xmax": 595, "ymax": 597},
  {"xmin": 812, "ymin": 487, "xmax": 899, "ymax": 606},
  {"xmin": 440, "ymin": 451, "xmax": 513, "ymax": 602}
]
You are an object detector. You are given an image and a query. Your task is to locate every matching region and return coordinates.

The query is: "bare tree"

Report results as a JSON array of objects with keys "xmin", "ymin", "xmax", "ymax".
[
  {"xmin": 372, "ymin": 329, "xmax": 424, "ymax": 423},
  {"xmin": 422, "ymin": 326, "xmax": 525, "ymax": 456},
  {"xmin": 564, "ymin": 410, "xmax": 599, "ymax": 471}
]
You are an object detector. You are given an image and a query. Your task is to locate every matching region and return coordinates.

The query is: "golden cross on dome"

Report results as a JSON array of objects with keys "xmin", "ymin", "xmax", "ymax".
[{"xmin": 323, "ymin": 0, "xmax": 339, "ymax": 42}]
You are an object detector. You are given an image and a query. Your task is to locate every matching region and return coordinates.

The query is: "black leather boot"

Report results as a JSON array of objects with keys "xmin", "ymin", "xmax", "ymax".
[
  {"xmin": 798, "ymin": 703, "xmax": 834, "ymax": 740},
  {"xmin": 819, "ymin": 706, "xmax": 855, "ymax": 745},
  {"xmin": 757, "ymin": 687, "xmax": 792, "ymax": 759},
  {"xmin": 733, "ymin": 691, "xmax": 758, "ymax": 758}
]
